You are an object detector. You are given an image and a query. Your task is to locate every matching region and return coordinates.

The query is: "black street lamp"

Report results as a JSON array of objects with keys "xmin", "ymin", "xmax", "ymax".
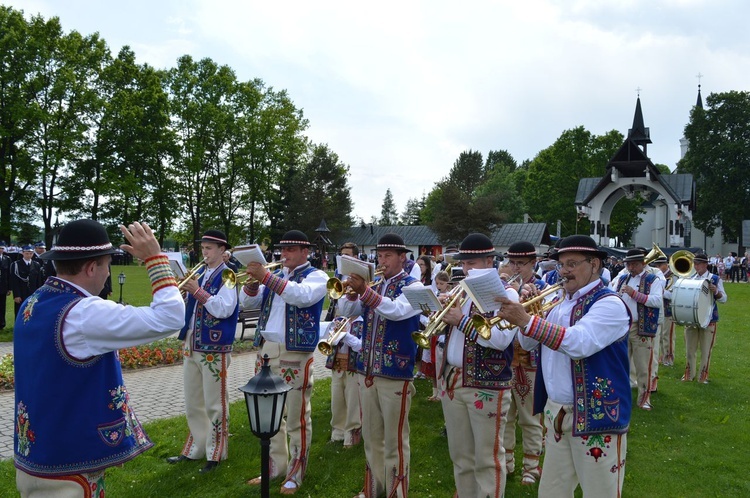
[
  {"xmin": 239, "ymin": 354, "xmax": 290, "ymax": 498},
  {"xmin": 118, "ymin": 272, "xmax": 126, "ymax": 304}
]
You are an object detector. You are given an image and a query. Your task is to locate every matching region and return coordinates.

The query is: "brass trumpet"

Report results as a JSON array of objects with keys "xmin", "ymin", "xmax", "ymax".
[
  {"xmin": 318, "ymin": 316, "xmax": 352, "ymax": 355},
  {"xmin": 177, "ymin": 258, "xmax": 207, "ymax": 292},
  {"xmin": 470, "ymin": 279, "xmax": 567, "ymax": 334},
  {"xmin": 327, "ymin": 268, "xmax": 384, "ymax": 300},
  {"xmin": 222, "ymin": 259, "xmax": 286, "ymax": 289},
  {"xmin": 411, "ymin": 286, "xmax": 483, "ymax": 348}
]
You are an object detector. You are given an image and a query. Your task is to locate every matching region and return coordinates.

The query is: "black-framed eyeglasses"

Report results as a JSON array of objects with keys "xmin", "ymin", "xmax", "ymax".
[{"xmin": 555, "ymin": 258, "xmax": 591, "ymax": 271}]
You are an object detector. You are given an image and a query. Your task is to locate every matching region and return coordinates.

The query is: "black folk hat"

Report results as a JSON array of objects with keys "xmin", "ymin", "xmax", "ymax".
[
  {"xmin": 454, "ymin": 233, "xmax": 497, "ymax": 260},
  {"xmin": 276, "ymin": 230, "xmax": 312, "ymax": 248},
  {"xmin": 41, "ymin": 219, "xmax": 120, "ymax": 261},
  {"xmin": 650, "ymin": 255, "xmax": 668, "ymax": 265},
  {"xmin": 693, "ymin": 251, "xmax": 709, "ymax": 263},
  {"xmin": 550, "ymin": 235, "xmax": 608, "ymax": 261},
  {"xmin": 623, "ymin": 249, "xmax": 646, "ymax": 262},
  {"xmin": 376, "ymin": 233, "xmax": 411, "ymax": 253},
  {"xmin": 197, "ymin": 229, "xmax": 231, "ymax": 249},
  {"xmin": 506, "ymin": 241, "xmax": 539, "ymax": 259}
]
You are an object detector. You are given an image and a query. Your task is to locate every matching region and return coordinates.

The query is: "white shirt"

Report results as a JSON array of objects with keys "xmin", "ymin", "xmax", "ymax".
[
  {"xmin": 187, "ymin": 265, "xmax": 239, "ymax": 333},
  {"xmin": 518, "ymin": 279, "xmax": 630, "ymax": 405},
  {"xmin": 609, "ymin": 269, "xmax": 663, "ymax": 319},
  {"xmin": 693, "ymin": 270, "xmax": 727, "ymax": 304},
  {"xmin": 240, "ymin": 263, "xmax": 328, "ymax": 344},
  {"xmin": 61, "ymin": 279, "xmax": 185, "ymax": 360},
  {"xmin": 445, "ymin": 287, "xmax": 519, "ymax": 367}
]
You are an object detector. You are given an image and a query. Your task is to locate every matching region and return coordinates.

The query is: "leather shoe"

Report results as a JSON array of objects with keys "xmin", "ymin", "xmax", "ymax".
[
  {"xmin": 166, "ymin": 455, "xmax": 195, "ymax": 464},
  {"xmin": 199, "ymin": 461, "xmax": 219, "ymax": 474}
]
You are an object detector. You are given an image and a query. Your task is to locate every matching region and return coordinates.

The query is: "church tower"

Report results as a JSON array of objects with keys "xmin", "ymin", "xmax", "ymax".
[{"xmin": 680, "ymin": 84, "xmax": 703, "ymax": 159}]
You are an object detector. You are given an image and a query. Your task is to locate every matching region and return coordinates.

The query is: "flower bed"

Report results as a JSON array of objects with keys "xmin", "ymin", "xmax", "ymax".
[{"xmin": 0, "ymin": 338, "xmax": 256, "ymax": 390}]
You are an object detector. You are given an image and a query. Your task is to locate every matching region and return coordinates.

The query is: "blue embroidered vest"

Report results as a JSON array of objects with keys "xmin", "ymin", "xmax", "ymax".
[
  {"xmin": 356, "ymin": 273, "xmax": 420, "ymax": 380},
  {"xmin": 533, "ymin": 283, "xmax": 632, "ymax": 436},
  {"xmin": 179, "ymin": 263, "xmax": 239, "ymax": 353},
  {"xmin": 14, "ymin": 278, "xmax": 153, "ymax": 476},
  {"xmin": 663, "ymin": 270, "xmax": 672, "ymax": 318},
  {"xmin": 616, "ymin": 272, "xmax": 660, "ymax": 337},
  {"xmin": 325, "ymin": 320, "xmax": 363, "ymax": 372},
  {"xmin": 254, "ymin": 264, "xmax": 324, "ymax": 353}
]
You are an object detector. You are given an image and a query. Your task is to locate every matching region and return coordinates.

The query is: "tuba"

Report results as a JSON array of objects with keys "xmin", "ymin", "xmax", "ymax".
[{"xmin": 669, "ymin": 250, "xmax": 695, "ymax": 278}]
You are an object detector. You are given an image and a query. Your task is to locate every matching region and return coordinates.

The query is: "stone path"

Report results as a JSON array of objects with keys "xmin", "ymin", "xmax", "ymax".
[{"xmin": 0, "ymin": 332, "xmax": 331, "ymax": 460}]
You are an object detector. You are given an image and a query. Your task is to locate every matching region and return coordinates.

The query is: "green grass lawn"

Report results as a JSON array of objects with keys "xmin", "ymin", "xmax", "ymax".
[{"xmin": 1, "ymin": 271, "xmax": 749, "ymax": 497}]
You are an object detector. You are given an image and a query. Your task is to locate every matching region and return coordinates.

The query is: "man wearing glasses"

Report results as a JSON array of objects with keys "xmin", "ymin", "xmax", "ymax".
[
  {"xmin": 501, "ymin": 241, "xmax": 546, "ymax": 485},
  {"xmin": 496, "ymin": 235, "xmax": 631, "ymax": 498}
]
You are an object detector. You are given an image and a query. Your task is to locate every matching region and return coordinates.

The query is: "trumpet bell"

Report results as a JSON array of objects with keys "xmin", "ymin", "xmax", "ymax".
[
  {"xmin": 644, "ymin": 243, "xmax": 668, "ymax": 266},
  {"xmin": 326, "ymin": 278, "xmax": 347, "ymax": 300}
]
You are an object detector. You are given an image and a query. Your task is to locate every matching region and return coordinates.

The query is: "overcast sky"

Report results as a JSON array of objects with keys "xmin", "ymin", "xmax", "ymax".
[{"xmin": 10, "ymin": 0, "xmax": 750, "ymax": 222}]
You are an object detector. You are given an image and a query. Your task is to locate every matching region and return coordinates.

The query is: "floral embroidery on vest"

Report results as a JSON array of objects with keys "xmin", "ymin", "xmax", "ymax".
[{"xmin": 16, "ymin": 401, "xmax": 35, "ymax": 457}]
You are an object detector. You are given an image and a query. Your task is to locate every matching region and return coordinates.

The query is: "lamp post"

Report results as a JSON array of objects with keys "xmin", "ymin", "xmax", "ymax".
[
  {"xmin": 239, "ymin": 354, "xmax": 290, "ymax": 498},
  {"xmin": 118, "ymin": 272, "xmax": 126, "ymax": 304}
]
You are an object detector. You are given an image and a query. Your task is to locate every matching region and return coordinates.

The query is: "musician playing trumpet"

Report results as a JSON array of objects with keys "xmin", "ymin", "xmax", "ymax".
[
  {"xmin": 496, "ymin": 235, "xmax": 631, "ymax": 498},
  {"xmin": 241, "ymin": 230, "xmax": 327, "ymax": 495},
  {"xmin": 325, "ymin": 242, "xmax": 363, "ymax": 449},
  {"xmin": 168, "ymin": 229, "xmax": 239, "ymax": 473},
  {"xmin": 339, "ymin": 233, "xmax": 421, "ymax": 498},
  {"xmin": 438, "ymin": 233, "xmax": 518, "ymax": 498}
]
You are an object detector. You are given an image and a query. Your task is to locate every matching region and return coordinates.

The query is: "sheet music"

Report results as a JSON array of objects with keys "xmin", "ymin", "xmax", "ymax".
[
  {"xmin": 338, "ymin": 254, "xmax": 375, "ymax": 280},
  {"xmin": 232, "ymin": 244, "xmax": 267, "ymax": 266},
  {"xmin": 459, "ymin": 268, "xmax": 507, "ymax": 313},
  {"xmin": 165, "ymin": 252, "xmax": 186, "ymax": 278},
  {"xmin": 401, "ymin": 284, "xmax": 442, "ymax": 313}
]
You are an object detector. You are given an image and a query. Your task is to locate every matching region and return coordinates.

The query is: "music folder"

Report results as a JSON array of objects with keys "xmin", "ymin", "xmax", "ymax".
[
  {"xmin": 401, "ymin": 284, "xmax": 442, "ymax": 313},
  {"xmin": 459, "ymin": 268, "xmax": 507, "ymax": 313}
]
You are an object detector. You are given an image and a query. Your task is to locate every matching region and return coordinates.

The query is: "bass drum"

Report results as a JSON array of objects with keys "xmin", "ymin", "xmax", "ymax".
[{"xmin": 670, "ymin": 278, "xmax": 713, "ymax": 328}]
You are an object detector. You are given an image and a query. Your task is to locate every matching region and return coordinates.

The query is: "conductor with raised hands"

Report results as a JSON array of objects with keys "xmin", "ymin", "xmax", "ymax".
[{"xmin": 13, "ymin": 220, "xmax": 185, "ymax": 498}]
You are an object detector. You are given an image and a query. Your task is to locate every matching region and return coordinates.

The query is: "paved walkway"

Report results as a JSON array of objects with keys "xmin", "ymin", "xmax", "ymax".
[{"xmin": 0, "ymin": 332, "xmax": 332, "ymax": 460}]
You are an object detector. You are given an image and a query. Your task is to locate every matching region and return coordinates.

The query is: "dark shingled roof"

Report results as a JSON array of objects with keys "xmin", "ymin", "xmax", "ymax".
[
  {"xmin": 491, "ymin": 223, "xmax": 551, "ymax": 248},
  {"xmin": 341, "ymin": 225, "xmax": 440, "ymax": 248}
]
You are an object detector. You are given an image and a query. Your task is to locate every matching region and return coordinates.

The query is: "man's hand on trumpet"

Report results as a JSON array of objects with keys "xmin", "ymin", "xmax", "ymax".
[
  {"xmin": 346, "ymin": 273, "xmax": 367, "ymax": 296},
  {"xmin": 180, "ymin": 276, "xmax": 200, "ymax": 295},
  {"xmin": 246, "ymin": 262, "xmax": 270, "ymax": 284},
  {"xmin": 441, "ymin": 300, "xmax": 464, "ymax": 327},
  {"xmin": 495, "ymin": 297, "xmax": 532, "ymax": 328}
]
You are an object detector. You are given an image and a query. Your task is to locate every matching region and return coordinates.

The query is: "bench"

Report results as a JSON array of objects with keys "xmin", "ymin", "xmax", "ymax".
[{"xmin": 238, "ymin": 308, "xmax": 261, "ymax": 341}]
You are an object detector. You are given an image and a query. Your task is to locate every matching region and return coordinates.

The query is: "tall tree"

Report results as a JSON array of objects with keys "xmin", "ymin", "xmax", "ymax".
[
  {"xmin": 279, "ymin": 144, "xmax": 354, "ymax": 243},
  {"xmin": 0, "ymin": 8, "xmax": 46, "ymax": 242},
  {"xmin": 379, "ymin": 188, "xmax": 398, "ymax": 226},
  {"xmin": 400, "ymin": 195, "xmax": 425, "ymax": 225},
  {"xmin": 680, "ymin": 90, "xmax": 750, "ymax": 249},
  {"xmin": 423, "ymin": 150, "xmax": 506, "ymax": 244}
]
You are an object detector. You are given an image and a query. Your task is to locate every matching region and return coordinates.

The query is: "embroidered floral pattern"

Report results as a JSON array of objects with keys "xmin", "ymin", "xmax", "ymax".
[
  {"xmin": 22, "ymin": 294, "xmax": 38, "ymax": 323},
  {"xmin": 282, "ymin": 366, "xmax": 299, "ymax": 383},
  {"xmin": 589, "ymin": 376, "xmax": 616, "ymax": 420},
  {"xmin": 473, "ymin": 390, "xmax": 495, "ymax": 410},
  {"xmin": 580, "ymin": 434, "xmax": 611, "ymax": 462},
  {"xmin": 16, "ymin": 401, "xmax": 35, "ymax": 457},
  {"xmin": 200, "ymin": 353, "xmax": 224, "ymax": 382}
]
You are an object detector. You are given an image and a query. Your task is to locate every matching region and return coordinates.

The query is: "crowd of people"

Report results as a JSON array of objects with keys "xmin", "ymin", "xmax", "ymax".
[{"xmin": 10, "ymin": 219, "xmax": 731, "ymax": 497}]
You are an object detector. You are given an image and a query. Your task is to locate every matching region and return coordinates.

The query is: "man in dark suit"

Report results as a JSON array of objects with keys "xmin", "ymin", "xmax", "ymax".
[
  {"xmin": 34, "ymin": 241, "xmax": 57, "ymax": 280},
  {"xmin": 10, "ymin": 245, "xmax": 43, "ymax": 316},
  {"xmin": 0, "ymin": 242, "xmax": 11, "ymax": 329}
]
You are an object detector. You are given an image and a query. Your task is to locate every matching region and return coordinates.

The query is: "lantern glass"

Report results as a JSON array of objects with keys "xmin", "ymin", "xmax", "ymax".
[{"xmin": 118, "ymin": 272, "xmax": 126, "ymax": 285}]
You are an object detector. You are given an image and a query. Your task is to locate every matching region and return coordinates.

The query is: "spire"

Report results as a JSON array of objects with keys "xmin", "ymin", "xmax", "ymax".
[
  {"xmin": 628, "ymin": 95, "xmax": 652, "ymax": 150},
  {"xmin": 696, "ymin": 84, "xmax": 703, "ymax": 109}
]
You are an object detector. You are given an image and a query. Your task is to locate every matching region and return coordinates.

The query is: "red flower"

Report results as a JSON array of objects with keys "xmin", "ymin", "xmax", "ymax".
[
  {"xmin": 604, "ymin": 435, "xmax": 612, "ymax": 443},
  {"xmin": 474, "ymin": 400, "xmax": 484, "ymax": 410}
]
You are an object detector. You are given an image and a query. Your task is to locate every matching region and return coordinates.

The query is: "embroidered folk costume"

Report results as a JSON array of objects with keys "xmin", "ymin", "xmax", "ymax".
[
  {"xmin": 682, "ymin": 252, "xmax": 727, "ymax": 384},
  {"xmin": 339, "ymin": 233, "xmax": 421, "ymax": 498},
  {"xmin": 610, "ymin": 249, "xmax": 662, "ymax": 410},
  {"xmin": 500, "ymin": 235, "xmax": 632, "ymax": 497},
  {"xmin": 14, "ymin": 219, "xmax": 184, "ymax": 498},
  {"xmin": 437, "ymin": 233, "xmax": 517, "ymax": 498},
  {"xmin": 502, "ymin": 240, "xmax": 546, "ymax": 486},
  {"xmin": 171, "ymin": 230, "xmax": 239, "ymax": 473},
  {"xmin": 241, "ymin": 230, "xmax": 327, "ymax": 495}
]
